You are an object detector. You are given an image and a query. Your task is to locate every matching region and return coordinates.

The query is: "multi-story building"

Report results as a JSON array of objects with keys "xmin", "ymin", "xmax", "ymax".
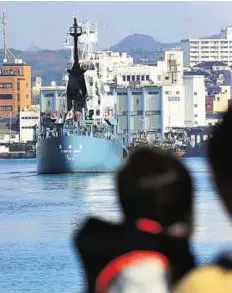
[
  {"xmin": 181, "ymin": 26, "xmax": 232, "ymax": 67},
  {"xmin": 19, "ymin": 110, "xmax": 40, "ymax": 143},
  {"xmin": 112, "ymin": 50, "xmax": 186, "ymax": 143},
  {"xmin": 183, "ymin": 73, "xmax": 206, "ymax": 127},
  {"xmin": 0, "ymin": 60, "xmax": 32, "ymax": 118},
  {"xmin": 114, "ymin": 84, "xmax": 185, "ymax": 143},
  {"xmin": 192, "ymin": 61, "xmax": 232, "ymax": 114}
]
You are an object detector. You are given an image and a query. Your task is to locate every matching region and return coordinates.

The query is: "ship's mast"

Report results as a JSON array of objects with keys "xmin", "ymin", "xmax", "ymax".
[
  {"xmin": 66, "ymin": 17, "xmax": 87, "ymax": 113},
  {"xmin": 68, "ymin": 17, "xmax": 82, "ymax": 65}
]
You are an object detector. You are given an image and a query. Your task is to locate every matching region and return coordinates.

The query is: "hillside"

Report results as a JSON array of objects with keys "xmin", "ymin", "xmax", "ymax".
[
  {"xmin": 0, "ymin": 48, "xmax": 70, "ymax": 85},
  {"xmin": 0, "ymin": 29, "xmax": 221, "ymax": 84},
  {"xmin": 110, "ymin": 34, "xmax": 180, "ymax": 63}
]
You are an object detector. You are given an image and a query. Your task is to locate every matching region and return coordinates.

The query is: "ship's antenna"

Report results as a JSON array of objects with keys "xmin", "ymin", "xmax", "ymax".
[
  {"xmin": 106, "ymin": 24, "xmax": 110, "ymax": 52},
  {"xmin": 95, "ymin": 15, "xmax": 99, "ymax": 51},
  {"xmin": 96, "ymin": 14, "xmax": 99, "ymax": 26},
  {"xmin": 188, "ymin": 17, "xmax": 192, "ymax": 39}
]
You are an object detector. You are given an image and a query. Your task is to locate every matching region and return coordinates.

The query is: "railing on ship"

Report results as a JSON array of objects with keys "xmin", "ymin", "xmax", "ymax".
[{"xmin": 38, "ymin": 118, "xmax": 124, "ymax": 142}]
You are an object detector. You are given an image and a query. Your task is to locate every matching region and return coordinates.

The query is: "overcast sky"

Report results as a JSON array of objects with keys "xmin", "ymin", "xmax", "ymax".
[{"xmin": 2, "ymin": 1, "xmax": 232, "ymax": 50}]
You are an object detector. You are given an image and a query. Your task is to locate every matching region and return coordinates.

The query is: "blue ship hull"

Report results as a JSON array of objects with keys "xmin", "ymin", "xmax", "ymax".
[{"xmin": 37, "ymin": 135, "xmax": 126, "ymax": 174}]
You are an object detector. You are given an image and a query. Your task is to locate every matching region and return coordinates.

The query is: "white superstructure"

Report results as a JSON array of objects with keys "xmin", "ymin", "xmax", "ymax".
[{"xmin": 181, "ymin": 26, "xmax": 232, "ymax": 67}]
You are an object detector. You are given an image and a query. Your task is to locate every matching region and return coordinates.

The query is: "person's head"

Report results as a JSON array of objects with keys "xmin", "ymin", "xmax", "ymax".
[
  {"xmin": 208, "ymin": 107, "xmax": 232, "ymax": 216},
  {"xmin": 116, "ymin": 147, "xmax": 193, "ymax": 233}
]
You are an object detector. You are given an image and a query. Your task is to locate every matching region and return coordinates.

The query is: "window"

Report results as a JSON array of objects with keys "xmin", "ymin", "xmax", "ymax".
[
  {"xmin": 0, "ymin": 94, "xmax": 12, "ymax": 100},
  {"xmin": 0, "ymin": 83, "xmax": 12, "ymax": 88},
  {"xmin": 127, "ymin": 75, "xmax": 130, "ymax": 81},
  {"xmin": 22, "ymin": 116, "xmax": 39, "ymax": 120},
  {"xmin": 194, "ymin": 92, "xmax": 198, "ymax": 95},
  {"xmin": 96, "ymin": 110, "xmax": 100, "ymax": 116},
  {"xmin": 217, "ymin": 97, "xmax": 220, "ymax": 101},
  {"xmin": 136, "ymin": 99, "xmax": 139, "ymax": 105},
  {"xmin": 194, "ymin": 114, "xmax": 198, "ymax": 117},
  {"xmin": 17, "ymin": 94, "xmax": 20, "ymax": 101},
  {"xmin": 0, "ymin": 106, "xmax": 12, "ymax": 111},
  {"xmin": 26, "ymin": 83, "xmax": 28, "ymax": 88},
  {"xmin": 148, "ymin": 91, "xmax": 159, "ymax": 95},
  {"xmin": 165, "ymin": 91, "xmax": 169, "ymax": 94},
  {"xmin": 194, "ymin": 121, "xmax": 198, "ymax": 125},
  {"xmin": 122, "ymin": 75, "xmax": 126, "ymax": 81},
  {"xmin": 165, "ymin": 76, "xmax": 169, "ymax": 80},
  {"xmin": 176, "ymin": 91, "xmax": 180, "ymax": 94},
  {"xmin": 141, "ymin": 75, "xmax": 145, "ymax": 81},
  {"xmin": 194, "ymin": 104, "xmax": 198, "ymax": 108},
  {"xmin": 17, "ymin": 82, "xmax": 20, "ymax": 91},
  {"xmin": 132, "ymin": 92, "xmax": 140, "ymax": 95},
  {"xmin": 44, "ymin": 93, "xmax": 54, "ymax": 97},
  {"xmin": 145, "ymin": 110, "xmax": 161, "ymax": 115},
  {"xmin": 146, "ymin": 75, "xmax": 150, "ymax": 81},
  {"xmin": 132, "ymin": 75, "xmax": 135, "ymax": 81},
  {"xmin": 136, "ymin": 75, "xmax": 140, "ymax": 81}
]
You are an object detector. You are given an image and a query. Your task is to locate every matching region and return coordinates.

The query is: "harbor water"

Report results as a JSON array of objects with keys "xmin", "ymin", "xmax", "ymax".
[{"xmin": 0, "ymin": 158, "xmax": 232, "ymax": 293}]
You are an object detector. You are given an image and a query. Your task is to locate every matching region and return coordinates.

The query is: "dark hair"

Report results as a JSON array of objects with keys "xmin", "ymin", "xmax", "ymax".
[
  {"xmin": 116, "ymin": 147, "xmax": 193, "ymax": 227},
  {"xmin": 208, "ymin": 107, "xmax": 232, "ymax": 215}
]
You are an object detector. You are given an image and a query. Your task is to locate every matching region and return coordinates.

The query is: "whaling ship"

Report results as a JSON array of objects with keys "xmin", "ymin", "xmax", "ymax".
[{"xmin": 36, "ymin": 17, "xmax": 128, "ymax": 174}]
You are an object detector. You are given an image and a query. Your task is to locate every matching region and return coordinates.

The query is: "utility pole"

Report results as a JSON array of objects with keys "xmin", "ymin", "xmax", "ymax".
[{"xmin": 9, "ymin": 111, "xmax": 12, "ymax": 143}]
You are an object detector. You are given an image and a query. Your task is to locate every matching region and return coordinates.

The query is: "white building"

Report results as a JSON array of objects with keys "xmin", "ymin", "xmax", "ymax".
[
  {"xmin": 181, "ymin": 26, "xmax": 232, "ymax": 67},
  {"xmin": 114, "ymin": 64, "xmax": 162, "ymax": 86},
  {"xmin": 114, "ymin": 85, "xmax": 185, "ymax": 142},
  {"xmin": 19, "ymin": 110, "xmax": 40, "ymax": 143},
  {"xmin": 183, "ymin": 74, "xmax": 206, "ymax": 127},
  {"xmin": 153, "ymin": 50, "xmax": 184, "ymax": 86},
  {"xmin": 114, "ymin": 50, "xmax": 184, "ymax": 88},
  {"xmin": 92, "ymin": 51, "xmax": 133, "ymax": 83}
]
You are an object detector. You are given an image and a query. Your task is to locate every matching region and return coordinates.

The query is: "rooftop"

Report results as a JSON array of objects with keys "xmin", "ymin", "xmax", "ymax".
[
  {"xmin": 0, "ymin": 123, "xmax": 19, "ymax": 135},
  {"xmin": 193, "ymin": 61, "xmax": 228, "ymax": 69}
]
